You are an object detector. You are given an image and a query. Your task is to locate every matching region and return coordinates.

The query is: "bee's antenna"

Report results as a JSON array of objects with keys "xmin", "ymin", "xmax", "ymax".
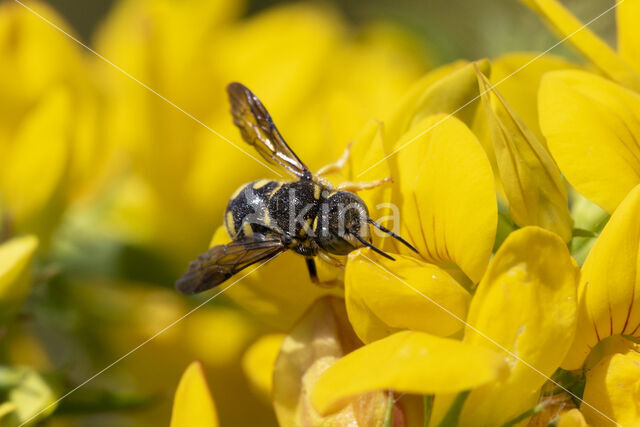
[
  {"xmin": 367, "ymin": 218, "xmax": 419, "ymax": 254},
  {"xmin": 352, "ymin": 233, "xmax": 396, "ymax": 261}
]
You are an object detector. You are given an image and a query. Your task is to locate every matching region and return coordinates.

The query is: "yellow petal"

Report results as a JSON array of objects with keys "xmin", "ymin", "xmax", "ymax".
[
  {"xmin": 521, "ymin": 0, "xmax": 640, "ymax": 92},
  {"xmin": 342, "ymin": 120, "xmax": 395, "ymax": 252},
  {"xmin": 241, "ymin": 334, "xmax": 285, "ymax": 401},
  {"xmin": 564, "ymin": 184, "xmax": 640, "ymax": 369},
  {"xmin": 0, "ymin": 235, "xmax": 38, "ymax": 324},
  {"xmin": 385, "ymin": 59, "xmax": 490, "ymax": 147},
  {"xmin": 472, "ymin": 53, "xmax": 576, "ymax": 207},
  {"xmin": 539, "ymin": 70, "xmax": 640, "ymax": 214},
  {"xmin": 618, "ymin": 0, "xmax": 640, "ymax": 75},
  {"xmin": 557, "ymin": 409, "xmax": 589, "ymax": 427},
  {"xmin": 395, "ymin": 114, "xmax": 497, "ymax": 283},
  {"xmin": 209, "ymin": 226, "xmax": 341, "ymax": 330},
  {"xmin": 311, "ymin": 330, "xmax": 508, "ymax": 415},
  {"xmin": 0, "ymin": 87, "xmax": 70, "ymax": 239},
  {"xmin": 170, "ymin": 361, "xmax": 219, "ymax": 427},
  {"xmin": 477, "ymin": 68, "xmax": 572, "ymax": 241},
  {"xmin": 185, "ymin": 307, "xmax": 257, "ymax": 368},
  {"xmin": 460, "ymin": 226, "xmax": 579, "ymax": 426},
  {"xmin": 345, "ymin": 249, "xmax": 470, "ymax": 343},
  {"xmin": 0, "ymin": 1, "xmax": 86, "ymax": 112},
  {"xmin": 0, "ymin": 1, "xmax": 99, "ymax": 203},
  {"xmin": 581, "ymin": 336, "xmax": 640, "ymax": 427},
  {"xmin": 273, "ymin": 296, "xmax": 389, "ymax": 426},
  {"xmin": 473, "ymin": 53, "xmax": 576, "ymax": 146}
]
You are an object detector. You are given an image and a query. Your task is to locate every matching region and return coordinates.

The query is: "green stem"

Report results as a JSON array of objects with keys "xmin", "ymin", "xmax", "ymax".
[
  {"xmin": 383, "ymin": 392, "xmax": 394, "ymax": 427},
  {"xmin": 423, "ymin": 395, "xmax": 434, "ymax": 427},
  {"xmin": 500, "ymin": 403, "xmax": 545, "ymax": 427},
  {"xmin": 435, "ymin": 391, "xmax": 470, "ymax": 427}
]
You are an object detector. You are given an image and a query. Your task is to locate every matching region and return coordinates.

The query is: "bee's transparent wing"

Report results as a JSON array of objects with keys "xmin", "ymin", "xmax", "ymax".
[
  {"xmin": 175, "ymin": 236, "xmax": 285, "ymax": 295},
  {"xmin": 227, "ymin": 82, "xmax": 310, "ymax": 179}
]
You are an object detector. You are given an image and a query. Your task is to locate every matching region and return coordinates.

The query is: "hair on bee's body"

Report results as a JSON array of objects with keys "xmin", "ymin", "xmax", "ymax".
[{"xmin": 175, "ymin": 82, "xmax": 417, "ymax": 295}]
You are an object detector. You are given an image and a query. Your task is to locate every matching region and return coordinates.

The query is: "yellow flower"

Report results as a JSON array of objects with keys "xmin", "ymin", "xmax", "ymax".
[
  {"xmin": 0, "ymin": 1, "xmax": 101, "ymax": 241},
  {"xmin": 289, "ymin": 58, "xmax": 582, "ymax": 424},
  {"xmin": 476, "ymin": 67, "xmax": 573, "ymax": 242},
  {"xmin": 69, "ymin": 281, "xmax": 269, "ymax": 426},
  {"xmin": 521, "ymin": 4, "xmax": 640, "ymax": 424},
  {"xmin": 242, "ymin": 333, "xmax": 285, "ymax": 401},
  {"xmin": 521, "ymin": 0, "xmax": 640, "ymax": 92},
  {"xmin": 0, "ymin": 235, "xmax": 38, "ymax": 325},
  {"xmin": 581, "ymin": 336, "xmax": 640, "ymax": 427},
  {"xmin": 457, "ymin": 227, "xmax": 579, "ymax": 426},
  {"xmin": 563, "ymin": 184, "xmax": 640, "ymax": 369},
  {"xmin": 557, "ymin": 409, "xmax": 590, "ymax": 427},
  {"xmin": 342, "ymin": 62, "xmax": 497, "ymax": 343},
  {"xmin": 539, "ymin": 69, "xmax": 640, "ymax": 214},
  {"xmin": 312, "ymin": 329, "xmax": 509, "ymax": 415},
  {"xmin": 313, "ymin": 227, "xmax": 579, "ymax": 425},
  {"xmin": 273, "ymin": 297, "xmax": 390, "ymax": 426},
  {"xmin": 529, "ymin": 0, "xmax": 640, "ymax": 214},
  {"xmin": 95, "ymin": 0, "xmax": 430, "ymax": 268},
  {"xmin": 170, "ymin": 361, "xmax": 219, "ymax": 427}
]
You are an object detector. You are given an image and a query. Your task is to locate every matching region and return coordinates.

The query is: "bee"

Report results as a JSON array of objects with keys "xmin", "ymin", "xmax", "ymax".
[{"xmin": 175, "ymin": 82, "xmax": 417, "ymax": 295}]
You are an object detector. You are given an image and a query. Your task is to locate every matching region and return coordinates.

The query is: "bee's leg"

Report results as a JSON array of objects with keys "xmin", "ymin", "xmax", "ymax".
[
  {"xmin": 305, "ymin": 257, "xmax": 341, "ymax": 288},
  {"xmin": 316, "ymin": 141, "xmax": 353, "ymax": 176},
  {"xmin": 337, "ymin": 176, "xmax": 393, "ymax": 192}
]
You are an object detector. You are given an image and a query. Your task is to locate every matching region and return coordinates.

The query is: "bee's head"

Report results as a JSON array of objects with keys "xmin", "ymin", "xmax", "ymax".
[
  {"xmin": 315, "ymin": 191, "xmax": 371, "ymax": 255},
  {"xmin": 314, "ymin": 190, "xmax": 419, "ymax": 260}
]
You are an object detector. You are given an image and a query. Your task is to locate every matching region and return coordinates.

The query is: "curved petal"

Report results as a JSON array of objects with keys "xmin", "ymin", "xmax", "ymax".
[
  {"xmin": 618, "ymin": 0, "xmax": 640, "ymax": 75},
  {"xmin": 557, "ymin": 409, "xmax": 589, "ymax": 427},
  {"xmin": 521, "ymin": 0, "xmax": 640, "ymax": 92},
  {"xmin": 0, "ymin": 235, "xmax": 38, "ymax": 325},
  {"xmin": 385, "ymin": 59, "xmax": 490, "ymax": 147},
  {"xmin": 564, "ymin": 184, "xmax": 640, "ymax": 369},
  {"xmin": 342, "ymin": 120, "xmax": 395, "ymax": 252},
  {"xmin": 241, "ymin": 334, "xmax": 285, "ymax": 401},
  {"xmin": 477, "ymin": 68, "xmax": 572, "ymax": 241},
  {"xmin": 345, "ymin": 249, "xmax": 470, "ymax": 343},
  {"xmin": 311, "ymin": 330, "xmax": 508, "ymax": 415},
  {"xmin": 273, "ymin": 296, "xmax": 389, "ymax": 427},
  {"xmin": 460, "ymin": 226, "xmax": 579, "ymax": 426},
  {"xmin": 581, "ymin": 336, "xmax": 640, "ymax": 427},
  {"xmin": 539, "ymin": 70, "xmax": 640, "ymax": 213},
  {"xmin": 0, "ymin": 88, "xmax": 70, "ymax": 239},
  {"xmin": 395, "ymin": 114, "xmax": 497, "ymax": 283},
  {"xmin": 170, "ymin": 361, "xmax": 219, "ymax": 427},
  {"xmin": 473, "ymin": 53, "xmax": 576, "ymax": 146}
]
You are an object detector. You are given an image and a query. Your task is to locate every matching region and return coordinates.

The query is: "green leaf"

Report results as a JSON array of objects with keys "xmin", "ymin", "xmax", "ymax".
[{"xmin": 0, "ymin": 365, "xmax": 57, "ymax": 426}]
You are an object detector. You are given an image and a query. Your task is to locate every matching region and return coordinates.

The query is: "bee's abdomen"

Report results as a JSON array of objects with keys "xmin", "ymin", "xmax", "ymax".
[{"xmin": 225, "ymin": 180, "xmax": 283, "ymax": 239}]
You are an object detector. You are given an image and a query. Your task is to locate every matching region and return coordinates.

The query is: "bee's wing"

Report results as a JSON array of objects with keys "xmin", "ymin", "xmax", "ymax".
[
  {"xmin": 175, "ymin": 236, "xmax": 286, "ymax": 295},
  {"xmin": 227, "ymin": 82, "xmax": 311, "ymax": 179}
]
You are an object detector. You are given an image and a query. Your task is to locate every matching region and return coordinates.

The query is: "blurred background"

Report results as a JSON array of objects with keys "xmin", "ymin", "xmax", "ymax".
[
  {"xmin": 0, "ymin": 0, "xmax": 614, "ymax": 426},
  {"xmin": 45, "ymin": 0, "xmax": 616, "ymax": 62}
]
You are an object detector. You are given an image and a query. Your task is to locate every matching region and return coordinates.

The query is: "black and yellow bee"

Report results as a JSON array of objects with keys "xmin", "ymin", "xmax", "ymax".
[{"xmin": 175, "ymin": 82, "xmax": 417, "ymax": 295}]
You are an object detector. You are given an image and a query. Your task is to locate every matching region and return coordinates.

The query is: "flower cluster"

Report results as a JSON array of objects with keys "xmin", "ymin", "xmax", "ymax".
[
  {"xmin": 0, "ymin": 0, "xmax": 429, "ymax": 425},
  {"xmin": 1, "ymin": 0, "xmax": 639, "ymax": 426},
  {"xmin": 181, "ymin": 1, "xmax": 640, "ymax": 426}
]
